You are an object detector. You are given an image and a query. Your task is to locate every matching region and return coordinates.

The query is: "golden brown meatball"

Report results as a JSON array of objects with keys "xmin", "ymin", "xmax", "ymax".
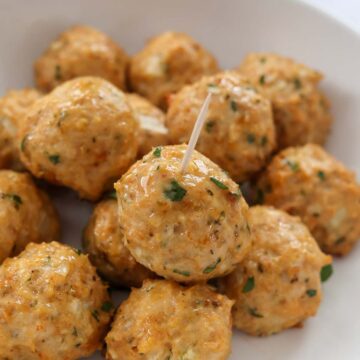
[
  {"xmin": 0, "ymin": 242, "xmax": 113, "ymax": 360},
  {"xmin": 105, "ymin": 279, "xmax": 233, "ymax": 360},
  {"xmin": 166, "ymin": 71, "xmax": 276, "ymax": 182},
  {"xmin": 257, "ymin": 144, "xmax": 360, "ymax": 255},
  {"xmin": 83, "ymin": 197, "xmax": 155, "ymax": 287},
  {"xmin": 19, "ymin": 77, "xmax": 139, "ymax": 200},
  {"xmin": 34, "ymin": 25, "xmax": 128, "ymax": 92},
  {"xmin": 129, "ymin": 31, "xmax": 219, "ymax": 108},
  {"xmin": 126, "ymin": 93, "xmax": 168, "ymax": 158},
  {"xmin": 220, "ymin": 206, "xmax": 332, "ymax": 336},
  {"xmin": 0, "ymin": 170, "xmax": 59, "ymax": 264},
  {"xmin": 238, "ymin": 53, "xmax": 332, "ymax": 149},
  {"xmin": 115, "ymin": 145, "xmax": 251, "ymax": 283},
  {"xmin": 0, "ymin": 88, "xmax": 42, "ymax": 170}
]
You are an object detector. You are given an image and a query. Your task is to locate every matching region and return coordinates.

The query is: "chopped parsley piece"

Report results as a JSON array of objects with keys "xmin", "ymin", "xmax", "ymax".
[
  {"xmin": 203, "ymin": 258, "xmax": 221, "ymax": 274},
  {"xmin": 91, "ymin": 309, "xmax": 100, "ymax": 322},
  {"xmin": 153, "ymin": 147, "xmax": 162, "ymax": 157},
  {"xmin": 317, "ymin": 170, "xmax": 326, "ymax": 181},
  {"xmin": 261, "ymin": 136, "xmax": 268, "ymax": 146},
  {"xmin": 293, "ymin": 78, "xmax": 302, "ymax": 90},
  {"xmin": 163, "ymin": 180, "xmax": 187, "ymax": 202},
  {"xmin": 210, "ymin": 177, "xmax": 228, "ymax": 190},
  {"xmin": 320, "ymin": 264, "xmax": 333, "ymax": 282},
  {"xmin": 230, "ymin": 100, "xmax": 238, "ymax": 112},
  {"xmin": 20, "ymin": 136, "xmax": 28, "ymax": 152},
  {"xmin": 259, "ymin": 74, "xmax": 266, "ymax": 85},
  {"xmin": 48, "ymin": 154, "xmax": 61, "ymax": 165},
  {"xmin": 260, "ymin": 57, "xmax": 267, "ymax": 64},
  {"xmin": 207, "ymin": 83, "xmax": 217, "ymax": 89},
  {"xmin": 101, "ymin": 301, "xmax": 113, "ymax": 312},
  {"xmin": 104, "ymin": 189, "xmax": 117, "ymax": 200},
  {"xmin": 1, "ymin": 193, "xmax": 23, "ymax": 210},
  {"xmin": 248, "ymin": 307, "xmax": 263, "ymax": 318},
  {"xmin": 205, "ymin": 120, "xmax": 216, "ymax": 133},
  {"xmin": 335, "ymin": 237, "xmax": 346, "ymax": 245},
  {"xmin": 306, "ymin": 289, "xmax": 317, "ymax": 297},
  {"xmin": 242, "ymin": 276, "xmax": 255, "ymax": 293},
  {"xmin": 54, "ymin": 65, "xmax": 62, "ymax": 81},
  {"xmin": 285, "ymin": 159, "xmax": 300, "ymax": 172},
  {"xmin": 173, "ymin": 269, "xmax": 190, "ymax": 277},
  {"xmin": 246, "ymin": 133, "xmax": 256, "ymax": 144},
  {"xmin": 74, "ymin": 248, "xmax": 82, "ymax": 255}
]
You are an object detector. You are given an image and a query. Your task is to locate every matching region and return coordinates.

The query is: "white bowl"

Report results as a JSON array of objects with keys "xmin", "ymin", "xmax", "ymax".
[{"xmin": 2, "ymin": 0, "xmax": 360, "ymax": 359}]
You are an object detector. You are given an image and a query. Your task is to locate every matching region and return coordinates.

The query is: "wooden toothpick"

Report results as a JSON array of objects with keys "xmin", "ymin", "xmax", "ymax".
[{"xmin": 180, "ymin": 92, "xmax": 212, "ymax": 173}]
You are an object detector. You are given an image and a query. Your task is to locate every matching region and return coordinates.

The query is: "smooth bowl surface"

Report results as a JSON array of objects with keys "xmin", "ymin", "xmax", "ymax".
[{"xmin": 1, "ymin": 0, "xmax": 359, "ymax": 359}]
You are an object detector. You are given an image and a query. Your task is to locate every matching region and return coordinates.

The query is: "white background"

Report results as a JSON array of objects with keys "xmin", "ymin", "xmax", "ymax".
[{"xmin": 304, "ymin": 0, "xmax": 360, "ymax": 34}]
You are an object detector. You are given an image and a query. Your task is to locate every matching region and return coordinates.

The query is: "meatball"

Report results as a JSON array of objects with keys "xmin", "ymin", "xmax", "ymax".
[
  {"xmin": 166, "ymin": 71, "xmax": 276, "ymax": 182},
  {"xmin": 126, "ymin": 93, "xmax": 168, "ymax": 158},
  {"xmin": 19, "ymin": 77, "xmax": 139, "ymax": 200},
  {"xmin": 83, "ymin": 197, "xmax": 155, "ymax": 287},
  {"xmin": 0, "ymin": 241, "xmax": 112, "ymax": 360},
  {"xmin": 115, "ymin": 144, "xmax": 251, "ymax": 282},
  {"xmin": 0, "ymin": 170, "xmax": 59, "ymax": 264},
  {"xmin": 34, "ymin": 25, "xmax": 128, "ymax": 92},
  {"xmin": 0, "ymin": 88, "xmax": 41, "ymax": 170},
  {"xmin": 105, "ymin": 279, "xmax": 233, "ymax": 360},
  {"xmin": 129, "ymin": 31, "xmax": 219, "ymax": 109},
  {"xmin": 238, "ymin": 52, "xmax": 332, "ymax": 149},
  {"xmin": 220, "ymin": 206, "xmax": 332, "ymax": 336},
  {"xmin": 257, "ymin": 144, "xmax": 360, "ymax": 256}
]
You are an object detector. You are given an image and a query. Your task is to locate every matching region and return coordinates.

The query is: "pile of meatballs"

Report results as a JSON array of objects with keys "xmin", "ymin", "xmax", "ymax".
[{"xmin": 0, "ymin": 25, "xmax": 359, "ymax": 360}]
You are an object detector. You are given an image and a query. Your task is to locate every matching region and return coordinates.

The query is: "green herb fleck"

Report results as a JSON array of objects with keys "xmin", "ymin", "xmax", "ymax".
[
  {"xmin": 74, "ymin": 248, "xmax": 82, "ymax": 255},
  {"xmin": 153, "ymin": 147, "xmax": 162, "ymax": 157},
  {"xmin": 259, "ymin": 74, "xmax": 266, "ymax": 85},
  {"xmin": 163, "ymin": 180, "xmax": 187, "ymax": 202},
  {"xmin": 246, "ymin": 133, "xmax": 256, "ymax": 144},
  {"xmin": 48, "ymin": 154, "xmax": 61, "ymax": 165},
  {"xmin": 248, "ymin": 307, "xmax": 263, "ymax": 318},
  {"xmin": 210, "ymin": 177, "xmax": 228, "ymax": 190},
  {"xmin": 335, "ymin": 237, "xmax": 345, "ymax": 245},
  {"xmin": 205, "ymin": 121, "xmax": 216, "ymax": 133},
  {"xmin": 104, "ymin": 189, "xmax": 117, "ymax": 200},
  {"xmin": 293, "ymin": 78, "xmax": 302, "ymax": 90},
  {"xmin": 306, "ymin": 289, "xmax": 317, "ymax": 297},
  {"xmin": 317, "ymin": 171, "xmax": 326, "ymax": 181},
  {"xmin": 260, "ymin": 57, "xmax": 267, "ymax": 64},
  {"xmin": 101, "ymin": 301, "xmax": 113, "ymax": 312},
  {"xmin": 208, "ymin": 83, "xmax": 217, "ymax": 89},
  {"xmin": 261, "ymin": 136, "xmax": 268, "ymax": 146},
  {"xmin": 91, "ymin": 310, "xmax": 100, "ymax": 322},
  {"xmin": 54, "ymin": 65, "xmax": 62, "ymax": 81},
  {"xmin": 230, "ymin": 100, "xmax": 238, "ymax": 112},
  {"xmin": 242, "ymin": 276, "xmax": 255, "ymax": 293},
  {"xmin": 203, "ymin": 258, "xmax": 221, "ymax": 274},
  {"xmin": 320, "ymin": 264, "xmax": 333, "ymax": 282},
  {"xmin": 20, "ymin": 136, "xmax": 28, "ymax": 152},
  {"xmin": 173, "ymin": 269, "xmax": 190, "ymax": 277},
  {"xmin": 1, "ymin": 193, "xmax": 23, "ymax": 210},
  {"xmin": 285, "ymin": 159, "xmax": 300, "ymax": 172}
]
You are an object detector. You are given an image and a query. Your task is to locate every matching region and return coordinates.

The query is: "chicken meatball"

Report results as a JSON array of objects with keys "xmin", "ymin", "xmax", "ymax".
[
  {"xmin": 0, "ymin": 88, "xmax": 41, "ymax": 170},
  {"xmin": 257, "ymin": 144, "xmax": 360, "ymax": 256},
  {"xmin": 105, "ymin": 279, "xmax": 233, "ymax": 360},
  {"xmin": 126, "ymin": 93, "xmax": 168, "ymax": 158},
  {"xmin": 0, "ymin": 170, "xmax": 59, "ymax": 264},
  {"xmin": 115, "ymin": 145, "xmax": 251, "ymax": 282},
  {"xmin": 83, "ymin": 197, "xmax": 155, "ymax": 287},
  {"xmin": 0, "ymin": 241, "xmax": 112, "ymax": 360},
  {"xmin": 238, "ymin": 52, "xmax": 332, "ymax": 149},
  {"xmin": 220, "ymin": 206, "xmax": 332, "ymax": 336},
  {"xmin": 34, "ymin": 25, "xmax": 128, "ymax": 92},
  {"xmin": 129, "ymin": 31, "xmax": 219, "ymax": 109},
  {"xmin": 19, "ymin": 77, "xmax": 139, "ymax": 200},
  {"xmin": 166, "ymin": 71, "xmax": 276, "ymax": 182}
]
